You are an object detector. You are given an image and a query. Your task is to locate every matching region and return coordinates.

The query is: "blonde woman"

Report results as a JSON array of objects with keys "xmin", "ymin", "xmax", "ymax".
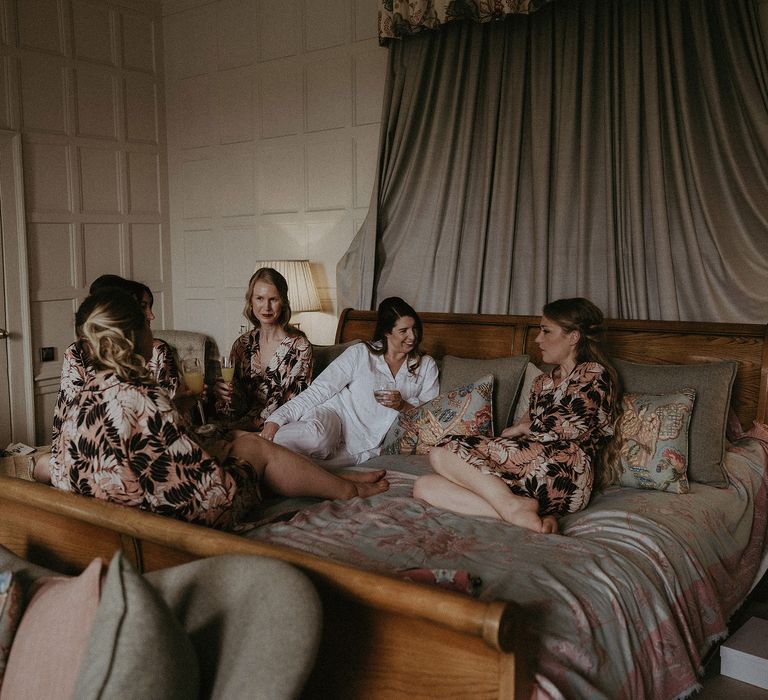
[
  {"xmin": 50, "ymin": 289, "xmax": 388, "ymax": 529},
  {"xmin": 214, "ymin": 267, "xmax": 314, "ymax": 431}
]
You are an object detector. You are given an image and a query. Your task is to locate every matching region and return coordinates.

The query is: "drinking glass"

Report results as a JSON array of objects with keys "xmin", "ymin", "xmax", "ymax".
[
  {"xmin": 373, "ymin": 380, "xmax": 397, "ymax": 405},
  {"xmin": 221, "ymin": 356, "xmax": 235, "ymax": 384},
  {"xmin": 182, "ymin": 357, "xmax": 205, "ymax": 423}
]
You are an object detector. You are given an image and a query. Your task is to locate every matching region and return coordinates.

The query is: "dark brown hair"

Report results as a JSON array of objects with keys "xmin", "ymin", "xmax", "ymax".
[{"xmin": 366, "ymin": 297, "xmax": 424, "ymax": 372}]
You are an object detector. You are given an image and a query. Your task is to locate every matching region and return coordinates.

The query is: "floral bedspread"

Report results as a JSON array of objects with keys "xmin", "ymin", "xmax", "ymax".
[{"xmin": 248, "ymin": 432, "xmax": 768, "ymax": 700}]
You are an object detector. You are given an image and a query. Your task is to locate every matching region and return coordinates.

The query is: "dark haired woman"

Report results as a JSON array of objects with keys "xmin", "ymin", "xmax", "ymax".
[
  {"xmin": 213, "ymin": 267, "xmax": 314, "ymax": 431},
  {"xmin": 414, "ymin": 298, "xmax": 617, "ymax": 534},
  {"xmin": 261, "ymin": 297, "xmax": 439, "ymax": 466},
  {"xmin": 49, "ymin": 289, "xmax": 388, "ymax": 529}
]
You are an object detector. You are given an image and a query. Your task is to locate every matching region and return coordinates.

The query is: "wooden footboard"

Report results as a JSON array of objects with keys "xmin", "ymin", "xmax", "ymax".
[{"xmin": 0, "ymin": 475, "xmax": 534, "ymax": 699}]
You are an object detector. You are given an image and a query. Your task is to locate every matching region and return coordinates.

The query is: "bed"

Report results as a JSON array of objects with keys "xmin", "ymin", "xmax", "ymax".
[{"xmin": 1, "ymin": 311, "xmax": 767, "ymax": 699}]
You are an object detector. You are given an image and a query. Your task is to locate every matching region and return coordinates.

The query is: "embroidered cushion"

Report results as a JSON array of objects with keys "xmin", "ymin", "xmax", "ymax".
[
  {"xmin": 613, "ymin": 359, "xmax": 736, "ymax": 487},
  {"xmin": 439, "ymin": 355, "xmax": 528, "ymax": 435},
  {"xmin": 381, "ymin": 375, "xmax": 494, "ymax": 455},
  {"xmin": 615, "ymin": 389, "xmax": 696, "ymax": 493}
]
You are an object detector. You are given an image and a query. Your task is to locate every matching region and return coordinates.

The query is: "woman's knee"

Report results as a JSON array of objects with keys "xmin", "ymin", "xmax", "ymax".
[{"xmin": 413, "ymin": 473, "xmax": 440, "ymax": 502}]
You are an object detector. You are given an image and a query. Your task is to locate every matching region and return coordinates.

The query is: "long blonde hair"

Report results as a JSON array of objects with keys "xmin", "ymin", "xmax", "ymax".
[{"xmin": 76, "ymin": 290, "xmax": 151, "ymax": 384}]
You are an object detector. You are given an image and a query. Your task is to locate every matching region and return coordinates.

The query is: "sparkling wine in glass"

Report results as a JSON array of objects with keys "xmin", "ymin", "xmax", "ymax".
[
  {"xmin": 374, "ymin": 379, "xmax": 396, "ymax": 405},
  {"xmin": 221, "ymin": 356, "xmax": 235, "ymax": 384}
]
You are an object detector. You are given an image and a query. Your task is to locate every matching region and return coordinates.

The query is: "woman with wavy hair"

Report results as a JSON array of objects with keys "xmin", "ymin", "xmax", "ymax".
[
  {"xmin": 213, "ymin": 267, "xmax": 314, "ymax": 431},
  {"xmin": 262, "ymin": 296, "xmax": 439, "ymax": 466},
  {"xmin": 50, "ymin": 289, "xmax": 388, "ymax": 529},
  {"xmin": 414, "ymin": 298, "xmax": 618, "ymax": 534}
]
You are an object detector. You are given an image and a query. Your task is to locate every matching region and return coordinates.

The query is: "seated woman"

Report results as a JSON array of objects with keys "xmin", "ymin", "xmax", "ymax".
[
  {"xmin": 49, "ymin": 289, "xmax": 389, "ymax": 530},
  {"xmin": 413, "ymin": 298, "xmax": 618, "ymax": 534},
  {"xmin": 262, "ymin": 297, "xmax": 440, "ymax": 466},
  {"xmin": 213, "ymin": 267, "xmax": 314, "ymax": 431},
  {"xmin": 39, "ymin": 275, "xmax": 190, "ymax": 483}
]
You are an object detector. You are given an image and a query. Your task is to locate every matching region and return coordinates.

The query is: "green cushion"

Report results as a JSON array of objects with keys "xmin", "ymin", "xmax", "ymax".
[
  {"xmin": 72, "ymin": 552, "xmax": 199, "ymax": 699},
  {"xmin": 311, "ymin": 340, "xmax": 360, "ymax": 379},
  {"xmin": 613, "ymin": 359, "xmax": 737, "ymax": 487},
  {"xmin": 439, "ymin": 355, "xmax": 529, "ymax": 436}
]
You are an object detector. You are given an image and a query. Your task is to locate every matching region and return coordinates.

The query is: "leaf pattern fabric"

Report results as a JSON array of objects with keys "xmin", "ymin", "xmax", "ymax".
[
  {"xmin": 439, "ymin": 362, "xmax": 615, "ymax": 516},
  {"xmin": 51, "ymin": 339, "xmax": 180, "ymax": 472},
  {"xmin": 217, "ymin": 329, "xmax": 313, "ymax": 431},
  {"xmin": 50, "ymin": 371, "xmax": 261, "ymax": 529}
]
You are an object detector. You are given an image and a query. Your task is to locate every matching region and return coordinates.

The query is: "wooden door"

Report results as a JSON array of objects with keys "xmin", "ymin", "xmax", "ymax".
[{"xmin": 0, "ymin": 131, "xmax": 35, "ymax": 445}]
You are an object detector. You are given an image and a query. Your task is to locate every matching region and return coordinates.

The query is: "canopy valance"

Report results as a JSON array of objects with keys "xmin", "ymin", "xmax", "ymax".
[{"xmin": 378, "ymin": 0, "xmax": 555, "ymax": 44}]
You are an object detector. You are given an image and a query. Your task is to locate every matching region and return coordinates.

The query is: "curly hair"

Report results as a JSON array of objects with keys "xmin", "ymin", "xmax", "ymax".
[{"xmin": 75, "ymin": 289, "xmax": 151, "ymax": 384}]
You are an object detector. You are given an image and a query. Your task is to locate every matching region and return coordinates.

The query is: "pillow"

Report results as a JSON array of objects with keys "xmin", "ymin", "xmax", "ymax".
[
  {"xmin": 614, "ymin": 389, "xmax": 696, "ymax": 493},
  {"xmin": 72, "ymin": 552, "xmax": 199, "ymax": 699},
  {"xmin": 511, "ymin": 362, "xmax": 545, "ymax": 425},
  {"xmin": 0, "ymin": 558, "xmax": 103, "ymax": 700},
  {"xmin": 439, "ymin": 355, "xmax": 528, "ymax": 436},
  {"xmin": 381, "ymin": 375, "xmax": 494, "ymax": 455},
  {"xmin": 0, "ymin": 572, "xmax": 23, "ymax": 690},
  {"xmin": 613, "ymin": 359, "xmax": 737, "ymax": 487},
  {"xmin": 311, "ymin": 340, "xmax": 360, "ymax": 379}
]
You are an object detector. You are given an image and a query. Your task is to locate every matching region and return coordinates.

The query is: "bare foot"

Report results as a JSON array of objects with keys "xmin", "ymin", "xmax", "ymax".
[
  {"xmin": 541, "ymin": 515, "xmax": 559, "ymax": 534},
  {"xmin": 339, "ymin": 469, "xmax": 387, "ymax": 483},
  {"xmin": 497, "ymin": 495, "xmax": 549, "ymax": 533},
  {"xmin": 350, "ymin": 479, "xmax": 390, "ymax": 498}
]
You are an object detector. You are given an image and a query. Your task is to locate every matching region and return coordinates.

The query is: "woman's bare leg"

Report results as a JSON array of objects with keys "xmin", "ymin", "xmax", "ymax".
[
  {"xmin": 230, "ymin": 434, "xmax": 388, "ymax": 500},
  {"xmin": 414, "ymin": 474, "xmax": 503, "ymax": 519},
  {"xmin": 428, "ymin": 447, "xmax": 550, "ymax": 533}
]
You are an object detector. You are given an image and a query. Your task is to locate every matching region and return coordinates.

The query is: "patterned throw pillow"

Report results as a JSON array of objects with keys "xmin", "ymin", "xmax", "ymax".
[
  {"xmin": 615, "ymin": 389, "xmax": 696, "ymax": 493},
  {"xmin": 381, "ymin": 375, "xmax": 494, "ymax": 455},
  {"xmin": 0, "ymin": 572, "xmax": 24, "ymax": 690}
]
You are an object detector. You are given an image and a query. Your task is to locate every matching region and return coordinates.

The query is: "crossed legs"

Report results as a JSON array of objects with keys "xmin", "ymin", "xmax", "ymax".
[{"xmin": 413, "ymin": 447, "xmax": 558, "ymax": 534}]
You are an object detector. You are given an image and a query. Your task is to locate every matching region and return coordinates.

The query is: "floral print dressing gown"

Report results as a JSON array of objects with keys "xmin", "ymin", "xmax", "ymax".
[
  {"xmin": 439, "ymin": 362, "xmax": 615, "ymax": 516},
  {"xmin": 50, "ymin": 339, "xmax": 181, "ymax": 470},
  {"xmin": 218, "ymin": 329, "xmax": 313, "ymax": 431},
  {"xmin": 50, "ymin": 371, "xmax": 261, "ymax": 529}
]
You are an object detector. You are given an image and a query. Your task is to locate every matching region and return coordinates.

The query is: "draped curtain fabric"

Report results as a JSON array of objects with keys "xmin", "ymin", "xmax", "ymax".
[
  {"xmin": 338, "ymin": 0, "xmax": 768, "ymax": 323},
  {"xmin": 378, "ymin": 0, "xmax": 555, "ymax": 44}
]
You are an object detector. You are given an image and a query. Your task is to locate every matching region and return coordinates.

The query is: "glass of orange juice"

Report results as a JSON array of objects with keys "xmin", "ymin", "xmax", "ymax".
[
  {"xmin": 182, "ymin": 357, "xmax": 204, "ymax": 395},
  {"xmin": 221, "ymin": 356, "xmax": 235, "ymax": 384}
]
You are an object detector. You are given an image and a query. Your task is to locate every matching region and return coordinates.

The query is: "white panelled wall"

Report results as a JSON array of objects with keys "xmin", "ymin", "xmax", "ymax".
[
  {"xmin": 162, "ymin": 0, "xmax": 386, "ymax": 353},
  {"xmin": 0, "ymin": 0, "xmax": 169, "ymax": 443}
]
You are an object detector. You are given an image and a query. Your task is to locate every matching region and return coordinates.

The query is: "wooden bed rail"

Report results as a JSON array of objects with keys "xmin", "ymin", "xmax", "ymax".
[{"xmin": 0, "ymin": 474, "xmax": 534, "ymax": 698}]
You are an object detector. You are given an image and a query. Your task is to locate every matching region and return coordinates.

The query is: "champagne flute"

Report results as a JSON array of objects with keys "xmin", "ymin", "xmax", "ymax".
[
  {"xmin": 219, "ymin": 356, "xmax": 235, "ymax": 417},
  {"xmin": 182, "ymin": 357, "xmax": 205, "ymax": 423}
]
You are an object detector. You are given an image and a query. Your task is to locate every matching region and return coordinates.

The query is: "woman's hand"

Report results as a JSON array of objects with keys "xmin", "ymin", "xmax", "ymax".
[
  {"xmin": 213, "ymin": 377, "xmax": 234, "ymax": 404},
  {"xmin": 260, "ymin": 421, "xmax": 279, "ymax": 441},
  {"xmin": 501, "ymin": 419, "xmax": 531, "ymax": 439},
  {"xmin": 376, "ymin": 390, "xmax": 404, "ymax": 411}
]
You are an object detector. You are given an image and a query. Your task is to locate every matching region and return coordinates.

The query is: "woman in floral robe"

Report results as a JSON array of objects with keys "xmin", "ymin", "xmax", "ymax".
[
  {"xmin": 50, "ymin": 289, "xmax": 388, "ymax": 529},
  {"xmin": 214, "ymin": 267, "xmax": 313, "ymax": 431},
  {"xmin": 414, "ymin": 298, "xmax": 618, "ymax": 535}
]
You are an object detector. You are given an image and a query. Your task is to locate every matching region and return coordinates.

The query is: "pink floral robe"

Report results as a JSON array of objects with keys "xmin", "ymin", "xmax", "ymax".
[
  {"xmin": 439, "ymin": 361, "xmax": 615, "ymax": 516},
  {"xmin": 50, "ymin": 370, "xmax": 261, "ymax": 529}
]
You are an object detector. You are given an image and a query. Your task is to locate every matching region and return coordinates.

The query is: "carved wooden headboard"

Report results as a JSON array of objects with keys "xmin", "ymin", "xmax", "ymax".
[{"xmin": 336, "ymin": 310, "xmax": 768, "ymax": 428}]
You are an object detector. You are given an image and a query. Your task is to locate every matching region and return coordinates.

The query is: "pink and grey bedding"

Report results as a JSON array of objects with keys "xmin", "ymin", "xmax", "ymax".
[{"xmin": 248, "ymin": 429, "xmax": 768, "ymax": 700}]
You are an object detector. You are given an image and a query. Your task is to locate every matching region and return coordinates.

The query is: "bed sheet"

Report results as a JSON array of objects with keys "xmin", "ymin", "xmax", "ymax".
[{"xmin": 247, "ymin": 436, "xmax": 768, "ymax": 700}]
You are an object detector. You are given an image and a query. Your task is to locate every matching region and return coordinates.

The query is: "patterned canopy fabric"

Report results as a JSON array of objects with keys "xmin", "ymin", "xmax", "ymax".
[{"xmin": 378, "ymin": 0, "xmax": 555, "ymax": 44}]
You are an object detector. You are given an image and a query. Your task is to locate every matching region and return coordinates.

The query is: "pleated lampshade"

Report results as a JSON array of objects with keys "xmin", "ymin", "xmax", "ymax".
[{"xmin": 252, "ymin": 260, "xmax": 322, "ymax": 313}]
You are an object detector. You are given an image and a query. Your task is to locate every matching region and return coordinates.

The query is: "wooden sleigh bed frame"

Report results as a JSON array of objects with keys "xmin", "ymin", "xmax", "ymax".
[{"xmin": 1, "ymin": 311, "xmax": 767, "ymax": 699}]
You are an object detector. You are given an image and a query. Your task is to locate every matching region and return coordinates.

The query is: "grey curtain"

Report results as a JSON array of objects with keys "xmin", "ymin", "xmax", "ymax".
[{"xmin": 337, "ymin": 0, "xmax": 768, "ymax": 323}]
